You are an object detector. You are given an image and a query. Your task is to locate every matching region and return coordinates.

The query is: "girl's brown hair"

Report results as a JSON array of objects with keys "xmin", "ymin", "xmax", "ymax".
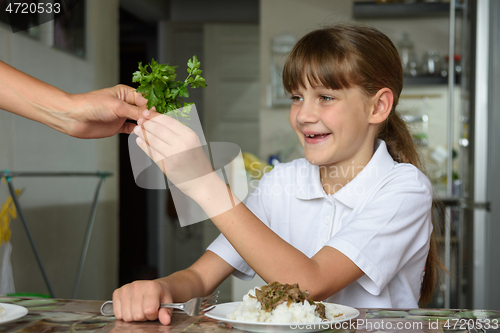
[{"xmin": 282, "ymin": 24, "xmax": 442, "ymax": 306}]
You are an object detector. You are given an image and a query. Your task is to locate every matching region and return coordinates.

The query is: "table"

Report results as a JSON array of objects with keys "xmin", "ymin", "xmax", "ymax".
[{"xmin": 0, "ymin": 296, "xmax": 499, "ymax": 333}]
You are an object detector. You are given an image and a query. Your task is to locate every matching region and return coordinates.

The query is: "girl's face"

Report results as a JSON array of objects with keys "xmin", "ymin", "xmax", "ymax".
[{"xmin": 289, "ymin": 81, "xmax": 378, "ymax": 169}]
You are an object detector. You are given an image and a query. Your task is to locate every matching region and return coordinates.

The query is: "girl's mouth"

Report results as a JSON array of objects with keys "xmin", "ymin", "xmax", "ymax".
[{"xmin": 304, "ymin": 133, "xmax": 331, "ymax": 143}]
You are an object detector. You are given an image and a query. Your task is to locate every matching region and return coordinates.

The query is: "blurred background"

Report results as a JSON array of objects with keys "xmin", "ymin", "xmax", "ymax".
[{"xmin": 0, "ymin": 0, "xmax": 498, "ymax": 310}]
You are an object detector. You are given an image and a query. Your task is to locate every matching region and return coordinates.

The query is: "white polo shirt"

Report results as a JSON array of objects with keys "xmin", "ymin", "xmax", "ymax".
[{"xmin": 207, "ymin": 140, "xmax": 433, "ymax": 308}]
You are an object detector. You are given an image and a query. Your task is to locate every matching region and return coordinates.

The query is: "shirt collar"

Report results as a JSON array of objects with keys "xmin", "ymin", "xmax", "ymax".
[
  {"xmin": 295, "ymin": 140, "xmax": 396, "ymax": 208},
  {"xmin": 295, "ymin": 160, "xmax": 325, "ymax": 200}
]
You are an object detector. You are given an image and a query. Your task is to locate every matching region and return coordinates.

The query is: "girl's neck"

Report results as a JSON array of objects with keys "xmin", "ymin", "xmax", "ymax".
[{"xmin": 319, "ymin": 149, "xmax": 374, "ymax": 195}]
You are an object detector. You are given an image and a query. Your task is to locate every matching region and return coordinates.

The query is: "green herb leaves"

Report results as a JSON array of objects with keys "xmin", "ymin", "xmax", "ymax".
[{"xmin": 132, "ymin": 56, "xmax": 207, "ymax": 121}]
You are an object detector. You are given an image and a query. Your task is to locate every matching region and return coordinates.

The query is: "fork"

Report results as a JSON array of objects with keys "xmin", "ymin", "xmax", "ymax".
[{"xmin": 100, "ymin": 291, "xmax": 219, "ymax": 317}]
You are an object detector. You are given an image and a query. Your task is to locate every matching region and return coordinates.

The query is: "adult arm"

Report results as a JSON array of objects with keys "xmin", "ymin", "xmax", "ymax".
[{"xmin": 0, "ymin": 60, "xmax": 147, "ymax": 138}]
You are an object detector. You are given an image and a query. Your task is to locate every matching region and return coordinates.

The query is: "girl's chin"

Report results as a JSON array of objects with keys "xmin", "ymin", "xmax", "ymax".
[
  {"xmin": 304, "ymin": 154, "xmax": 331, "ymax": 166},
  {"xmin": 306, "ymin": 158, "xmax": 321, "ymax": 165}
]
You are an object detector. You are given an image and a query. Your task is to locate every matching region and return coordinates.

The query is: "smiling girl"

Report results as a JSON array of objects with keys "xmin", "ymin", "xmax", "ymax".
[{"xmin": 112, "ymin": 24, "xmax": 440, "ymax": 325}]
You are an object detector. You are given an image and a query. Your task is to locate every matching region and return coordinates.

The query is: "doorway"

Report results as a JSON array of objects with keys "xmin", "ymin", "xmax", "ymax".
[{"xmin": 118, "ymin": 8, "xmax": 158, "ymax": 285}]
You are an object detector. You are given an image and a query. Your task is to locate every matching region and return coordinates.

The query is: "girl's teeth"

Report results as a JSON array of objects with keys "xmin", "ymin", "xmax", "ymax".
[{"xmin": 306, "ymin": 134, "xmax": 327, "ymax": 138}]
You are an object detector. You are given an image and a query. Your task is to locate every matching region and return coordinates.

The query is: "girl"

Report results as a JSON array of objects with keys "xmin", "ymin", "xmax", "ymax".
[{"xmin": 113, "ymin": 24, "xmax": 440, "ymax": 325}]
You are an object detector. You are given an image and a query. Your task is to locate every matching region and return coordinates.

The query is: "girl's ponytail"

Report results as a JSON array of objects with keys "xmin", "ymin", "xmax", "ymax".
[
  {"xmin": 378, "ymin": 111, "xmax": 422, "ymax": 169},
  {"xmin": 420, "ymin": 234, "xmax": 442, "ymax": 306}
]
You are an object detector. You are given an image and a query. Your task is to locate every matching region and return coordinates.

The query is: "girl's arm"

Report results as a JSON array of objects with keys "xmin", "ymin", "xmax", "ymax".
[
  {"xmin": 193, "ymin": 172, "xmax": 363, "ymax": 300},
  {"xmin": 0, "ymin": 60, "xmax": 146, "ymax": 138},
  {"xmin": 113, "ymin": 251, "xmax": 235, "ymax": 325},
  {"xmin": 134, "ymin": 112, "xmax": 364, "ymax": 301}
]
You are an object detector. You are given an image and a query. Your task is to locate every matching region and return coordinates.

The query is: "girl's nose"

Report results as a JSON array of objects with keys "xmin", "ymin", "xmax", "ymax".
[{"xmin": 296, "ymin": 102, "xmax": 318, "ymax": 124}]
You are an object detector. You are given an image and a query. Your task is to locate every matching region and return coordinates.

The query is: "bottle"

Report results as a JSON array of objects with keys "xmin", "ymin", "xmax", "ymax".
[
  {"xmin": 422, "ymin": 50, "xmax": 441, "ymax": 76},
  {"xmin": 397, "ymin": 32, "xmax": 417, "ymax": 76}
]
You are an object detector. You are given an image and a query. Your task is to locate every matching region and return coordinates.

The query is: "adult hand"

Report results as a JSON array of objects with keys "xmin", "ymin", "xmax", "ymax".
[
  {"xmin": 112, "ymin": 280, "xmax": 174, "ymax": 325},
  {"xmin": 0, "ymin": 61, "xmax": 147, "ymax": 138},
  {"xmin": 63, "ymin": 85, "xmax": 148, "ymax": 139}
]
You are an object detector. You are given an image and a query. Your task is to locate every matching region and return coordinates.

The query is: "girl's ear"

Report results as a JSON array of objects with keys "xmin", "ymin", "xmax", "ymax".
[{"xmin": 369, "ymin": 88, "xmax": 393, "ymax": 124}]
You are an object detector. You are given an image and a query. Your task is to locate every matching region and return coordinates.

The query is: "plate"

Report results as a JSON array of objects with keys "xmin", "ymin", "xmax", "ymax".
[
  {"xmin": 0, "ymin": 303, "xmax": 28, "ymax": 324},
  {"xmin": 205, "ymin": 302, "xmax": 359, "ymax": 333}
]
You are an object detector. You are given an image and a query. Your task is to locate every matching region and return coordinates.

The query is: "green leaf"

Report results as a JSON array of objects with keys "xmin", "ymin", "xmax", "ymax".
[
  {"xmin": 132, "ymin": 71, "xmax": 142, "ymax": 83},
  {"xmin": 160, "ymin": 64, "xmax": 171, "ymax": 71},
  {"xmin": 153, "ymin": 86, "xmax": 164, "ymax": 100},
  {"xmin": 187, "ymin": 57, "xmax": 195, "ymax": 69},
  {"xmin": 132, "ymin": 55, "xmax": 207, "ymax": 115},
  {"xmin": 170, "ymin": 88, "xmax": 179, "ymax": 99},
  {"xmin": 178, "ymin": 86, "xmax": 189, "ymax": 98}
]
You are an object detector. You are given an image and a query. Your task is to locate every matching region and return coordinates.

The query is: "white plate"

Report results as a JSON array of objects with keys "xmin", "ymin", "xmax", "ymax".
[
  {"xmin": 205, "ymin": 302, "xmax": 359, "ymax": 333},
  {"xmin": 0, "ymin": 303, "xmax": 28, "ymax": 324}
]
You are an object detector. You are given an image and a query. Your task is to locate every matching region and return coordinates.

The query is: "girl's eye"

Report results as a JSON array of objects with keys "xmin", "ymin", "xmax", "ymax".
[
  {"xmin": 291, "ymin": 95, "xmax": 303, "ymax": 102},
  {"xmin": 320, "ymin": 95, "xmax": 334, "ymax": 101}
]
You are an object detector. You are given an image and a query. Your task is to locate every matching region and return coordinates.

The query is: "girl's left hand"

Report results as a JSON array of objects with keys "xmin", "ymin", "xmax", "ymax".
[{"xmin": 134, "ymin": 110, "xmax": 215, "ymax": 196}]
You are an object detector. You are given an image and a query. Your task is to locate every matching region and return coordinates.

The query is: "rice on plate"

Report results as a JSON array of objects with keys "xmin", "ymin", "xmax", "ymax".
[{"xmin": 227, "ymin": 282, "xmax": 344, "ymax": 324}]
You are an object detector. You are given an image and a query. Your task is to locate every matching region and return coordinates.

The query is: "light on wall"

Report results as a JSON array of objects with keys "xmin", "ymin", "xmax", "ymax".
[{"xmin": 269, "ymin": 33, "xmax": 296, "ymax": 108}]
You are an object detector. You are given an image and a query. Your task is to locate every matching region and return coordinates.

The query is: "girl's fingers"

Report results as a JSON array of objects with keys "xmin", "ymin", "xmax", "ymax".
[
  {"xmin": 134, "ymin": 124, "xmax": 172, "ymax": 160},
  {"xmin": 158, "ymin": 308, "xmax": 173, "ymax": 326},
  {"xmin": 136, "ymin": 120, "xmax": 177, "ymax": 147},
  {"xmin": 112, "ymin": 293, "xmax": 123, "ymax": 320},
  {"xmin": 136, "ymin": 136, "xmax": 167, "ymax": 163},
  {"xmin": 135, "ymin": 121, "xmax": 201, "ymax": 158},
  {"xmin": 131, "ymin": 296, "xmax": 147, "ymax": 322},
  {"xmin": 119, "ymin": 292, "xmax": 133, "ymax": 322},
  {"xmin": 137, "ymin": 110, "xmax": 202, "ymax": 151},
  {"xmin": 142, "ymin": 295, "xmax": 161, "ymax": 322},
  {"xmin": 140, "ymin": 110, "xmax": 187, "ymax": 136}
]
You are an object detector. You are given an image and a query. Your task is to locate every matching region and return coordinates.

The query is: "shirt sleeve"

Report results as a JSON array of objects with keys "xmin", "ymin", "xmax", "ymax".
[
  {"xmin": 326, "ymin": 175, "xmax": 433, "ymax": 296},
  {"xmin": 206, "ymin": 169, "xmax": 275, "ymax": 280}
]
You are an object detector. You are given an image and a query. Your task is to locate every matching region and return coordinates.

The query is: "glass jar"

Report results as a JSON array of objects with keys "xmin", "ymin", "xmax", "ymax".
[
  {"xmin": 397, "ymin": 32, "xmax": 416, "ymax": 75},
  {"xmin": 421, "ymin": 50, "xmax": 442, "ymax": 76}
]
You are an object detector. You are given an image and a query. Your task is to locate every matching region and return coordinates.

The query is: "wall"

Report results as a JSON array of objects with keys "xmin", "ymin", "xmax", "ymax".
[{"xmin": 0, "ymin": 0, "xmax": 120, "ymax": 299}]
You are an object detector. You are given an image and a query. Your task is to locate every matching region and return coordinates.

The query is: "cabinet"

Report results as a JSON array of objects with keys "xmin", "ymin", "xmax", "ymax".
[
  {"xmin": 353, "ymin": 1, "xmax": 470, "ymax": 309},
  {"xmin": 354, "ymin": 1, "xmax": 464, "ymax": 87}
]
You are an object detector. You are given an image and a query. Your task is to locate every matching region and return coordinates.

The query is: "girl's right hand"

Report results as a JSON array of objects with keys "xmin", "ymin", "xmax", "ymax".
[
  {"xmin": 134, "ymin": 110, "xmax": 217, "ymax": 198},
  {"xmin": 112, "ymin": 280, "xmax": 174, "ymax": 325}
]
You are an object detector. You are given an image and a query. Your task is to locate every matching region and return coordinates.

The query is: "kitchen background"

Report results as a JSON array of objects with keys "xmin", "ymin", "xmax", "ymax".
[{"xmin": 0, "ymin": 0, "xmax": 498, "ymax": 310}]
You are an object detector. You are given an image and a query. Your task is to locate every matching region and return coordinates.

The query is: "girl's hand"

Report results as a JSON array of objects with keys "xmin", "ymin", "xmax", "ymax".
[
  {"xmin": 112, "ymin": 280, "xmax": 174, "ymax": 325},
  {"xmin": 133, "ymin": 110, "xmax": 216, "ymax": 197}
]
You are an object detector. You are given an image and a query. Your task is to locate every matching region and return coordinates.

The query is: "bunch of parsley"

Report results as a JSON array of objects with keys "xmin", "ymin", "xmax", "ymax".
[{"xmin": 132, "ymin": 56, "xmax": 206, "ymax": 121}]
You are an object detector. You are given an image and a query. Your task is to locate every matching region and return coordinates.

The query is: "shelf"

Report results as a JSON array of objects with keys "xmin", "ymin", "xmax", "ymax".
[
  {"xmin": 403, "ymin": 75, "xmax": 461, "ymax": 86},
  {"xmin": 353, "ymin": 1, "xmax": 455, "ymax": 19},
  {"xmin": 401, "ymin": 114, "xmax": 428, "ymax": 123}
]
